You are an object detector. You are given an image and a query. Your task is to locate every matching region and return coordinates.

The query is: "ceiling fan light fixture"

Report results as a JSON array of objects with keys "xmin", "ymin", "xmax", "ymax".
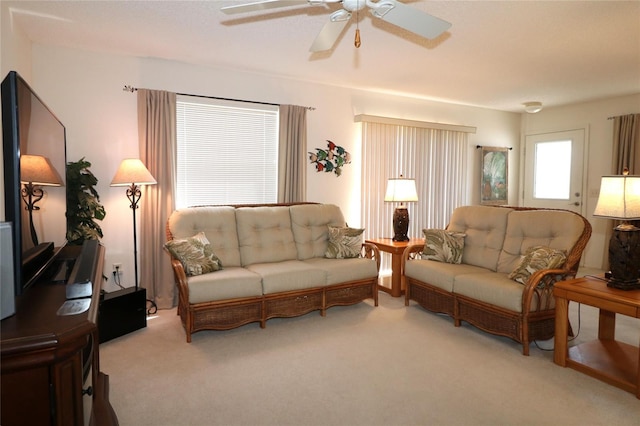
[{"xmin": 523, "ymin": 101, "xmax": 543, "ymax": 114}]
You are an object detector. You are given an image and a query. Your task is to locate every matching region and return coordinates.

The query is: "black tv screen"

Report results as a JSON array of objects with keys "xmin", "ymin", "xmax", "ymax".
[{"xmin": 2, "ymin": 70, "xmax": 67, "ymax": 296}]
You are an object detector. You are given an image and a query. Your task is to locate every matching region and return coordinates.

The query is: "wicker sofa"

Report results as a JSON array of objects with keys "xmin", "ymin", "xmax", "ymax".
[
  {"xmin": 402, "ymin": 205, "xmax": 592, "ymax": 355},
  {"xmin": 165, "ymin": 203, "xmax": 380, "ymax": 342}
]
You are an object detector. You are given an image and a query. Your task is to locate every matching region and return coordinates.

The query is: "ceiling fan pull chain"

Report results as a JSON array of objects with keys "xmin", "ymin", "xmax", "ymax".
[{"xmin": 355, "ymin": 0, "xmax": 361, "ymax": 48}]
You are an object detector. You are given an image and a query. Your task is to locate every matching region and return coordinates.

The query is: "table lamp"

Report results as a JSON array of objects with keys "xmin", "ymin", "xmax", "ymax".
[
  {"xmin": 593, "ymin": 168, "xmax": 640, "ymax": 290},
  {"xmin": 111, "ymin": 158, "xmax": 157, "ymax": 290},
  {"xmin": 20, "ymin": 154, "xmax": 64, "ymax": 246},
  {"xmin": 384, "ymin": 176, "xmax": 418, "ymax": 242}
]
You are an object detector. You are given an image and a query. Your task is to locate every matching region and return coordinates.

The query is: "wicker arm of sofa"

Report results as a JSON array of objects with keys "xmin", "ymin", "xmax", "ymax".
[
  {"xmin": 522, "ymin": 268, "xmax": 576, "ymax": 313},
  {"xmin": 167, "ymin": 254, "xmax": 190, "ymax": 318},
  {"xmin": 362, "ymin": 242, "xmax": 382, "ymax": 273},
  {"xmin": 402, "ymin": 243, "xmax": 425, "ymax": 306}
]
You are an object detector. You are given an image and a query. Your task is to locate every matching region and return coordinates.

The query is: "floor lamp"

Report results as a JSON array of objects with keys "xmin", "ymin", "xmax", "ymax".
[
  {"xmin": 384, "ymin": 176, "xmax": 418, "ymax": 242},
  {"xmin": 20, "ymin": 155, "xmax": 64, "ymax": 247},
  {"xmin": 111, "ymin": 159, "xmax": 157, "ymax": 291}
]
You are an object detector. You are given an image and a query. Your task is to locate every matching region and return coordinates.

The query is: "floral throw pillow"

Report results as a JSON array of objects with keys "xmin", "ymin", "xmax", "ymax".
[
  {"xmin": 164, "ymin": 231, "xmax": 223, "ymax": 276},
  {"xmin": 508, "ymin": 246, "xmax": 567, "ymax": 284},
  {"xmin": 421, "ymin": 229, "xmax": 466, "ymax": 264},
  {"xmin": 325, "ymin": 226, "xmax": 365, "ymax": 259}
]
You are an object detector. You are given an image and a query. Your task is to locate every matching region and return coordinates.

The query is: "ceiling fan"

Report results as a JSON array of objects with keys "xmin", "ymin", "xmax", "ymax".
[{"xmin": 221, "ymin": 0, "xmax": 451, "ymax": 52}]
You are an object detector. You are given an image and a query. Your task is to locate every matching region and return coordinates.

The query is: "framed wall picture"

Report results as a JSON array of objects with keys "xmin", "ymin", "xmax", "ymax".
[{"xmin": 481, "ymin": 146, "xmax": 508, "ymax": 205}]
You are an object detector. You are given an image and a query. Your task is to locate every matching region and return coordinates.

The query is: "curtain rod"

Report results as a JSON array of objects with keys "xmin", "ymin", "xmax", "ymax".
[
  {"xmin": 476, "ymin": 145, "xmax": 513, "ymax": 150},
  {"xmin": 607, "ymin": 113, "xmax": 640, "ymax": 120},
  {"xmin": 123, "ymin": 85, "xmax": 315, "ymax": 110}
]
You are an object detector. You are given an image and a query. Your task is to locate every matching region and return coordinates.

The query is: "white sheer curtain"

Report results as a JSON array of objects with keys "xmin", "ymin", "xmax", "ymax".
[{"xmin": 361, "ymin": 121, "xmax": 470, "ymax": 274}]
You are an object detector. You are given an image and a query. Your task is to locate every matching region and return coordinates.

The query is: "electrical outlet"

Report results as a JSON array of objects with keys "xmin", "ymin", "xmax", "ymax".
[{"xmin": 112, "ymin": 263, "xmax": 123, "ymax": 276}]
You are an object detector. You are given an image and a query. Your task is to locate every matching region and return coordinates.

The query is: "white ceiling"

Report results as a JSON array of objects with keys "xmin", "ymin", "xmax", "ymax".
[{"xmin": 5, "ymin": 0, "xmax": 640, "ymax": 112}]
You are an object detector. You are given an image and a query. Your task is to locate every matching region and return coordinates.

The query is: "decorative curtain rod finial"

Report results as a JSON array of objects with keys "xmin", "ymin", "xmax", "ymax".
[{"xmin": 123, "ymin": 85, "xmax": 137, "ymax": 92}]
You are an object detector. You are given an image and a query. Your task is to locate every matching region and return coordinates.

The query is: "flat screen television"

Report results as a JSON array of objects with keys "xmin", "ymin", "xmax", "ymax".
[{"xmin": 2, "ymin": 70, "xmax": 68, "ymax": 297}]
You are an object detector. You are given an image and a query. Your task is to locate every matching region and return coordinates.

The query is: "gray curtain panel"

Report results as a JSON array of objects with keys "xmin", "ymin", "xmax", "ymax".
[
  {"xmin": 278, "ymin": 104, "xmax": 307, "ymax": 203},
  {"xmin": 137, "ymin": 89, "xmax": 178, "ymax": 309}
]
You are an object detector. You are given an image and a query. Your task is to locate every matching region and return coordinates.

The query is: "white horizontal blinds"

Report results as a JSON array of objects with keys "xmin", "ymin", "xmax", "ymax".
[
  {"xmin": 361, "ymin": 121, "xmax": 469, "ymax": 274},
  {"xmin": 176, "ymin": 96, "xmax": 279, "ymax": 208}
]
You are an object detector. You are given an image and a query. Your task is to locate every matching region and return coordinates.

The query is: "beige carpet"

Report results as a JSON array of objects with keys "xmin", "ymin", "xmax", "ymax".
[{"xmin": 100, "ymin": 287, "xmax": 639, "ymax": 426}]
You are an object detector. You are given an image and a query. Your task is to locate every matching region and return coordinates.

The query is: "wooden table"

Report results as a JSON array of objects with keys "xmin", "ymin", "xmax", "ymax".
[
  {"xmin": 553, "ymin": 275, "xmax": 640, "ymax": 398},
  {"xmin": 365, "ymin": 238, "xmax": 424, "ymax": 297}
]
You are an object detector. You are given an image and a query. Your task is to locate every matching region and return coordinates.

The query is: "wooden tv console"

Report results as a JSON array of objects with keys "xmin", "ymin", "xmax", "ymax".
[{"xmin": 1, "ymin": 243, "xmax": 118, "ymax": 425}]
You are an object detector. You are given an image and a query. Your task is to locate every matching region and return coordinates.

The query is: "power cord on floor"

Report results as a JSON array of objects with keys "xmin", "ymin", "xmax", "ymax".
[
  {"xmin": 533, "ymin": 301, "xmax": 582, "ymax": 352},
  {"xmin": 146, "ymin": 299, "xmax": 158, "ymax": 315}
]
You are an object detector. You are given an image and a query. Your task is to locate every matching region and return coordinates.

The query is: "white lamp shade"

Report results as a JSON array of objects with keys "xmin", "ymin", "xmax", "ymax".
[
  {"xmin": 111, "ymin": 159, "xmax": 157, "ymax": 186},
  {"xmin": 20, "ymin": 154, "xmax": 63, "ymax": 186},
  {"xmin": 593, "ymin": 175, "xmax": 640, "ymax": 220},
  {"xmin": 384, "ymin": 178, "xmax": 418, "ymax": 203}
]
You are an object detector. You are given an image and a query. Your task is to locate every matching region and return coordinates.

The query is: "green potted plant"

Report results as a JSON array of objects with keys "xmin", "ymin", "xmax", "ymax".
[{"xmin": 66, "ymin": 158, "xmax": 106, "ymax": 245}]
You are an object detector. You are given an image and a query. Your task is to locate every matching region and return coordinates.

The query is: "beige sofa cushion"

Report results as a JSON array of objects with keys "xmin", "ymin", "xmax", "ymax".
[
  {"xmin": 247, "ymin": 260, "xmax": 326, "ymax": 294},
  {"xmin": 303, "ymin": 257, "xmax": 378, "ymax": 285},
  {"xmin": 167, "ymin": 206, "xmax": 242, "ymax": 267},
  {"xmin": 236, "ymin": 206, "xmax": 298, "ymax": 266},
  {"xmin": 447, "ymin": 206, "xmax": 512, "ymax": 271},
  {"xmin": 186, "ymin": 266, "xmax": 263, "ymax": 303},
  {"xmin": 405, "ymin": 260, "xmax": 490, "ymax": 292},
  {"xmin": 453, "ymin": 272, "xmax": 554, "ymax": 313},
  {"xmin": 496, "ymin": 210, "xmax": 585, "ymax": 274},
  {"xmin": 290, "ymin": 204, "xmax": 346, "ymax": 260}
]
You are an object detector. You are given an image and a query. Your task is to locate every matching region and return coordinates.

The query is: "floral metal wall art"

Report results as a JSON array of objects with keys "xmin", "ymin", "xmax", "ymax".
[{"xmin": 309, "ymin": 140, "xmax": 351, "ymax": 177}]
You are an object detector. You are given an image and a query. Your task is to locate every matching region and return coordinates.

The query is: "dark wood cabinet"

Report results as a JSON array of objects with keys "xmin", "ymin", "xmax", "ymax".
[{"xmin": 1, "ymin": 244, "xmax": 118, "ymax": 425}]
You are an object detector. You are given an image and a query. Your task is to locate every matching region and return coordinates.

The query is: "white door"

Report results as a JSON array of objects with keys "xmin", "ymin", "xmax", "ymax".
[{"xmin": 523, "ymin": 129, "xmax": 585, "ymax": 213}]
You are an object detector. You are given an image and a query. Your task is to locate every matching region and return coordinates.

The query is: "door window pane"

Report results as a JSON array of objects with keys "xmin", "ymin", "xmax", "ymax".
[{"xmin": 533, "ymin": 140, "xmax": 571, "ymax": 200}]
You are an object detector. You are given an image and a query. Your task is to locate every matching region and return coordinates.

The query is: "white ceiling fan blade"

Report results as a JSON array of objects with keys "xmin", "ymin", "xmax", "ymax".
[
  {"xmin": 309, "ymin": 9, "xmax": 352, "ymax": 52},
  {"xmin": 221, "ymin": 0, "xmax": 308, "ymax": 15},
  {"xmin": 370, "ymin": 0, "xmax": 451, "ymax": 39}
]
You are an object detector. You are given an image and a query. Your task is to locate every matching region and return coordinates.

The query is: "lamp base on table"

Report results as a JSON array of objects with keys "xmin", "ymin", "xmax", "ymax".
[
  {"xmin": 392, "ymin": 206, "xmax": 410, "ymax": 242},
  {"xmin": 606, "ymin": 225, "xmax": 640, "ymax": 290}
]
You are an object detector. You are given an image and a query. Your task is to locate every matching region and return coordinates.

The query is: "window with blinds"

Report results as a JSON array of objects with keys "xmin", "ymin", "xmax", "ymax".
[
  {"xmin": 360, "ymin": 119, "xmax": 471, "ymax": 275},
  {"xmin": 175, "ymin": 95, "xmax": 279, "ymax": 208}
]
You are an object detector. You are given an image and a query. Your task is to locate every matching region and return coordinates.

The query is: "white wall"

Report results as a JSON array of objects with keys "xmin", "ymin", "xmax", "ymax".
[
  {"xmin": 521, "ymin": 93, "xmax": 640, "ymax": 269},
  {"xmin": 21, "ymin": 44, "xmax": 520, "ymax": 290}
]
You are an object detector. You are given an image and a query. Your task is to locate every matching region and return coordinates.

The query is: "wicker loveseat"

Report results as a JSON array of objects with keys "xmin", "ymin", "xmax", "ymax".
[
  {"xmin": 166, "ymin": 203, "xmax": 380, "ymax": 342},
  {"xmin": 402, "ymin": 205, "xmax": 592, "ymax": 355}
]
